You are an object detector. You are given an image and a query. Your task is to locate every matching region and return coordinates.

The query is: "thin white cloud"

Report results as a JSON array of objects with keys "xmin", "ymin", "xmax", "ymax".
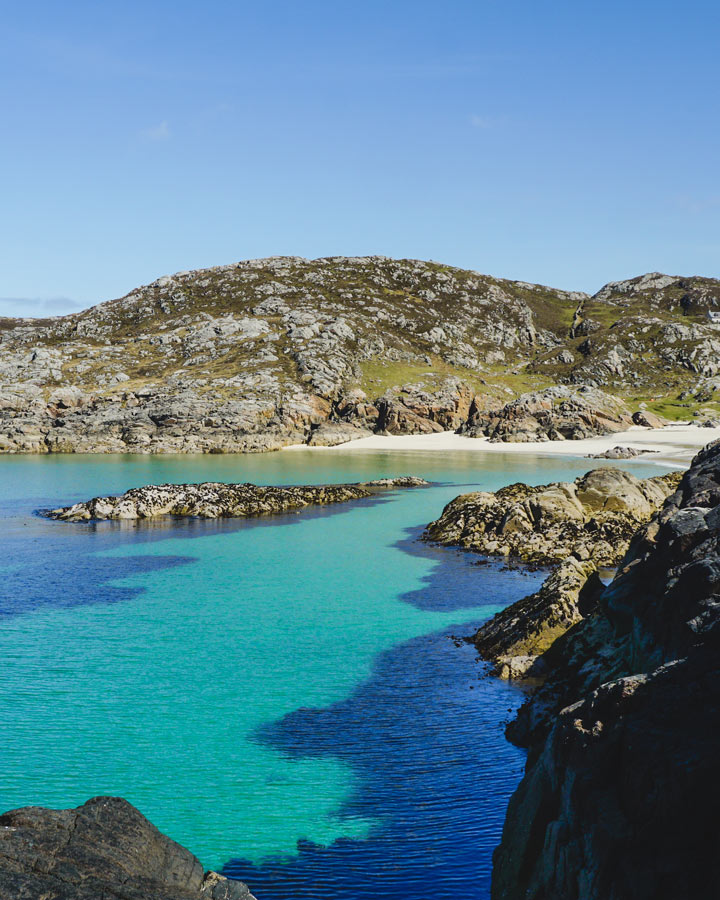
[
  {"xmin": 469, "ymin": 114, "xmax": 494, "ymax": 129},
  {"xmin": 674, "ymin": 194, "xmax": 720, "ymax": 215},
  {"xmin": 143, "ymin": 120, "xmax": 171, "ymax": 141},
  {"xmin": 0, "ymin": 297, "xmax": 83, "ymax": 318}
]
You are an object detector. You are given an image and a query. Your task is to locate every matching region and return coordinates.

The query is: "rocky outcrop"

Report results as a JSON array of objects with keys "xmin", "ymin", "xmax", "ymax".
[
  {"xmin": 0, "ymin": 796, "xmax": 254, "ymax": 899},
  {"xmin": 632, "ymin": 409, "xmax": 666, "ymax": 428},
  {"xmin": 427, "ymin": 468, "xmax": 679, "ymax": 681},
  {"xmin": 45, "ymin": 476, "xmax": 428, "ymax": 521},
  {"xmin": 424, "ymin": 467, "xmax": 680, "ymax": 565},
  {"xmin": 491, "ymin": 440, "xmax": 720, "ymax": 900},
  {"xmin": 459, "ymin": 386, "xmax": 632, "ymax": 442},
  {"xmin": 588, "ymin": 444, "xmax": 657, "ymax": 459},
  {"xmin": 474, "ymin": 557, "xmax": 605, "ymax": 679},
  {"xmin": 1, "ymin": 258, "xmax": 718, "ymax": 453}
]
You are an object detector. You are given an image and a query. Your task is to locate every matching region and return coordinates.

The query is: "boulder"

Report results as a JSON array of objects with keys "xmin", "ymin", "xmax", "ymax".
[
  {"xmin": 632, "ymin": 409, "xmax": 666, "ymax": 428},
  {"xmin": 0, "ymin": 796, "xmax": 254, "ymax": 899}
]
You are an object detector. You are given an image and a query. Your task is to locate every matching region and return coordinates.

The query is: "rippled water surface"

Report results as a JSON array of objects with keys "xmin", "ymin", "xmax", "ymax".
[{"xmin": 0, "ymin": 449, "xmax": 664, "ymax": 899}]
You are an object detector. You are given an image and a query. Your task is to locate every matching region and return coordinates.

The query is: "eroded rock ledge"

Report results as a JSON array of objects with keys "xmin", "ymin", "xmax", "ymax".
[
  {"xmin": 424, "ymin": 467, "xmax": 680, "ymax": 678},
  {"xmin": 490, "ymin": 441, "xmax": 720, "ymax": 899},
  {"xmin": 0, "ymin": 796, "xmax": 254, "ymax": 899},
  {"xmin": 45, "ymin": 476, "xmax": 428, "ymax": 521},
  {"xmin": 424, "ymin": 467, "xmax": 680, "ymax": 565}
]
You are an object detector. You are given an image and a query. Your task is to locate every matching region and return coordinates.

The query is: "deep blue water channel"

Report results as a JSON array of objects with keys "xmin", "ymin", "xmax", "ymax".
[{"xmin": 0, "ymin": 448, "xmax": 666, "ymax": 899}]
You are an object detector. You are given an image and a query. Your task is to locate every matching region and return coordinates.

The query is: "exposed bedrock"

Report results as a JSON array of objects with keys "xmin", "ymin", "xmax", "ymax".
[
  {"xmin": 490, "ymin": 439, "xmax": 720, "ymax": 900},
  {"xmin": 424, "ymin": 466, "xmax": 680, "ymax": 565},
  {"xmin": 0, "ymin": 796, "xmax": 255, "ymax": 900},
  {"xmin": 458, "ymin": 385, "xmax": 633, "ymax": 443},
  {"xmin": 3, "ymin": 257, "xmax": 718, "ymax": 454},
  {"xmin": 45, "ymin": 476, "xmax": 429, "ymax": 521}
]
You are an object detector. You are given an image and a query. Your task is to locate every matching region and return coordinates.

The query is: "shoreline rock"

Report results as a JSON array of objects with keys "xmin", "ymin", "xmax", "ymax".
[
  {"xmin": 489, "ymin": 439, "xmax": 720, "ymax": 899},
  {"xmin": 0, "ymin": 796, "xmax": 255, "ymax": 899},
  {"xmin": 424, "ymin": 467, "xmax": 680, "ymax": 566},
  {"xmin": 45, "ymin": 476, "xmax": 429, "ymax": 522},
  {"xmin": 458, "ymin": 386, "xmax": 633, "ymax": 443},
  {"xmin": 587, "ymin": 444, "xmax": 658, "ymax": 459},
  {"xmin": 426, "ymin": 467, "xmax": 678, "ymax": 680}
]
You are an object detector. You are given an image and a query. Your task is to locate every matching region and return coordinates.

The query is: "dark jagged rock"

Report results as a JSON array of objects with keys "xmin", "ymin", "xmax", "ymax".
[
  {"xmin": 0, "ymin": 796, "xmax": 255, "ymax": 899},
  {"xmin": 491, "ymin": 439, "xmax": 720, "ymax": 900},
  {"xmin": 45, "ymin": 476, "xmax": 429, "ymax": 521}
]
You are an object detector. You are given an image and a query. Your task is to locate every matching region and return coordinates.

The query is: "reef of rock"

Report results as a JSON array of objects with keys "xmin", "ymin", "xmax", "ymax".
[
  {"xmin": 45, "ymin": 476, "xmax": 428, "ymax": 521},
  {"xmin": 490, "ymin": 440, "xmax": 720, "ymax": 900},
  {"xmin": 426, "ymin": 468, "xmax": 679, "ymax": 680},
  {"xmin": 0, "ymin": 796, "xmax": 254, "ymax": 899}
]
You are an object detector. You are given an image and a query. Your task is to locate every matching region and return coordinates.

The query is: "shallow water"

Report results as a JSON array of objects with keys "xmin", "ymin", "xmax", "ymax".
[{"xmin": 0, "ymin": 449, "xmax": 665, "ymax": 899}]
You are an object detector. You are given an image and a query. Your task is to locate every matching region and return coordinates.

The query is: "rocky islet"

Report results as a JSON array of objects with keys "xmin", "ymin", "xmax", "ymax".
[{"xmin": 45, "ymin": 476, "xmax": 429, "ymax": 522}]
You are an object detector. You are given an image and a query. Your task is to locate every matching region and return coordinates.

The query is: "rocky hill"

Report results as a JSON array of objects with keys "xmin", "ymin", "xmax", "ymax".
[{"xmin": 1, "ymin": 257, "xmax": 719, "ymax": 452}]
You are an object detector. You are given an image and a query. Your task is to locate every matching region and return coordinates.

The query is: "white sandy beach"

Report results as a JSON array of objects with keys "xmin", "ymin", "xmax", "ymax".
[{"xmin": 286, "ymin": 424, "xmax": 720, "ymax": 467}]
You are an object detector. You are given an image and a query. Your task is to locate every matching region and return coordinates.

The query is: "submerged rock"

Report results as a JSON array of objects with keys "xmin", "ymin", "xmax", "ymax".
[
  {"xmin": 0, "ymin": 796, "xmax": 255, "ymax": 899},
  {"xmin": 45, "ymin": 476, "xmax": 429, "ymax": 521}
]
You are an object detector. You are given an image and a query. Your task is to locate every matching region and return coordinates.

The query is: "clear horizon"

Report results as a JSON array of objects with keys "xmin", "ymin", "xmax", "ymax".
[{"xmin": 2, "ymin": 0, "xmax": 719, "ymax": 317}]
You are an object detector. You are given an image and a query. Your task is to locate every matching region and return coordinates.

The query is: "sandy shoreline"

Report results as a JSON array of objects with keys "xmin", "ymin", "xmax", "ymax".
[{"xmin": 285, "ymin": 424, "xmax": 720, "ymax": 467}]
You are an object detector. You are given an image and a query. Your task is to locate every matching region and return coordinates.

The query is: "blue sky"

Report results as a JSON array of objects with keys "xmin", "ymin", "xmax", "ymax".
[{"xmin": 1, "ymin": 0, "xmax": 718, "ymax": 316}]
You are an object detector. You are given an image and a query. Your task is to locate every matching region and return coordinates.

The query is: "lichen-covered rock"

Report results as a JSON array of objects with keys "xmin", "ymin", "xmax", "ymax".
[
  {"xmin": 459, "ymin": 386, "xmax": 632, "ymax": 442},
  {"xmin": 474, "ymin": 557, "xmax": 604, "ymax": 678},
  {"xmin": 46, "ymin": 476, "xmax": 428, "ymax": 521},
  {"xmin": 491, "ymin": 439, "xmax": 720, "ymax": 900},
  {"xmin": 2, "ymin": 258, "xmax": 717, "ymax": 454},
  {"xmin": 0, "ymin": 796, "xmax": 255, "ymax": 900},
  {"xmin": 424, "ymin": 467, "xmax": 680, "ymax": 566}
]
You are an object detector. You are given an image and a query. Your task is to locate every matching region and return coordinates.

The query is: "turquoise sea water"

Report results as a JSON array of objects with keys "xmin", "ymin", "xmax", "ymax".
[{"xmin": 0, "ymin": 450, "xmax": 667, "ymax": 898}]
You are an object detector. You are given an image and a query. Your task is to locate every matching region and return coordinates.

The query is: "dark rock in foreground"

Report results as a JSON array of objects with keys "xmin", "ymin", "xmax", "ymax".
[
  {"xmin": 0, "ymin": 796, "xmax": 255, "ymax": 900},
  {"xmin": 491, "ymin": 439, "xmax": 720, "ymax": 900},
  {"xmin": 45, "ymin": 476, "xmax": 428, "ymax": 521}
]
